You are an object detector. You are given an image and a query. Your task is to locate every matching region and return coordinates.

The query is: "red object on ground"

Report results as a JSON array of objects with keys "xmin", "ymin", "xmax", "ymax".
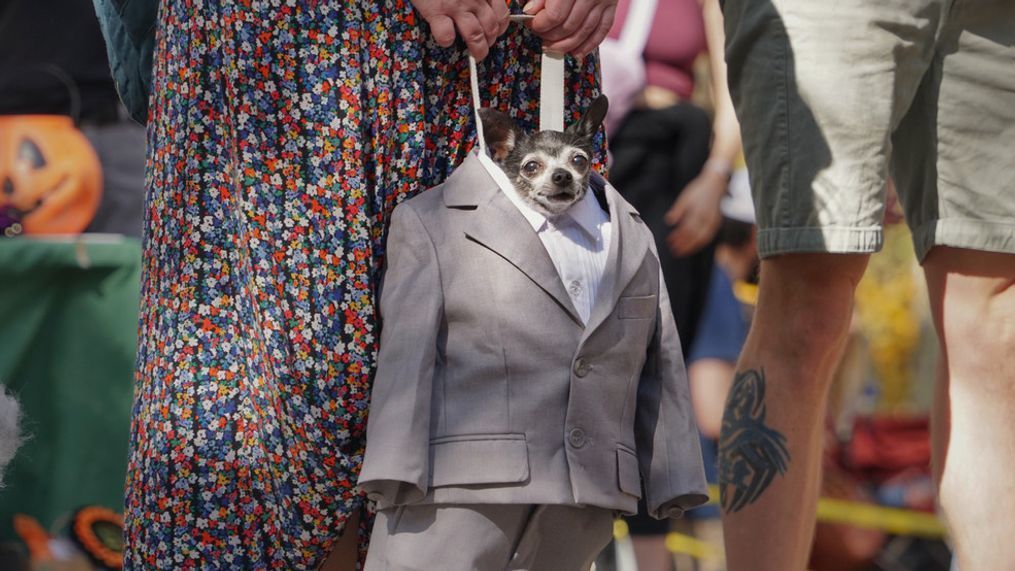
[{"xmin": 847, "ymin": 416, "xmax": 932, "ymax": 482}]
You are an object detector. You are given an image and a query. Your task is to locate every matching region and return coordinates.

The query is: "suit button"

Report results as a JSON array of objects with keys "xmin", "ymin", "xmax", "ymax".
[
  {"xmin": 573, "ymin": 358, "xmax": 590, "ymax": 378},
  {"xmin": 568, "ymin": 427, "xmax": 587, "ymax": 449}
]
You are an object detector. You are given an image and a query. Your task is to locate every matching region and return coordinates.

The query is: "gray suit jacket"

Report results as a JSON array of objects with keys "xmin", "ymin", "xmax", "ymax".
[{"xmin": 358, "ymin": 153, "xmax": 708, "ymax": 519}]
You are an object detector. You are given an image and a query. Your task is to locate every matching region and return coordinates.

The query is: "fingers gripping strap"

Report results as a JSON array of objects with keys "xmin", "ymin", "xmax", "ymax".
[{"xmin": 469, "ymin": 50, "xmax": 567, "ymax": 154}]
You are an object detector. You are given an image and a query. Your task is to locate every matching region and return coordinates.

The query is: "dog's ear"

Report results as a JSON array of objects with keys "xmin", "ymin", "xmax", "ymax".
[
  {"xmin": 566, "ymin": 94, "xmax": 609, "ymax": 140},
  {"xmin": 479, "ymin": 108, "xmax": 521, "ymax": 162}
]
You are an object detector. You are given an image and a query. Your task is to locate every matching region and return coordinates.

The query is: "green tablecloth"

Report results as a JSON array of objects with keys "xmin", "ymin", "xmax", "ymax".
[{"xmin": 0, "ymin": 236, "xmax": 140, "ymax": 540}]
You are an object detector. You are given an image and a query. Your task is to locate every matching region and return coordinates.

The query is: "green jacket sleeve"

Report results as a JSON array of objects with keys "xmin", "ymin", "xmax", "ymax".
[{"xmin": 91, "ymin": 0, "xmax": 158, "ymax": 125}]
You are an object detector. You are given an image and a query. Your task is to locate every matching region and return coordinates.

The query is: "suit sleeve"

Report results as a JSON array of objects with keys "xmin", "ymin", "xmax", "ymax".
[
  {"xmin": 635, "ymin": 254, "xmax": 710, "ymax": 519},
  {"xmin": 357, "ymin": 204, "xmax": 442, "ymax": 508}
]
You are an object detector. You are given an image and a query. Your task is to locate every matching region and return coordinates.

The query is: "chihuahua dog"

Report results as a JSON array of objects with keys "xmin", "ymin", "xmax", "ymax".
[{"xmin": 479, "ymin": 95, "xmax": 608, "ymax": 217}]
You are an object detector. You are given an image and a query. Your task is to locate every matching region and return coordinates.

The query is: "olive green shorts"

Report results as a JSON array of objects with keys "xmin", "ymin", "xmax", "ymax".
[{"xmin": 722, "ymin": 0, "xmax": 1015, "ymax": 260}]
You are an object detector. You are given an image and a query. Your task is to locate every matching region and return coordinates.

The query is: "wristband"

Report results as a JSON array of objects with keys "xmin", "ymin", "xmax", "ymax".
[{"xmin": 703, "ymin": 158, "xmax": 733, "ymax": 178}]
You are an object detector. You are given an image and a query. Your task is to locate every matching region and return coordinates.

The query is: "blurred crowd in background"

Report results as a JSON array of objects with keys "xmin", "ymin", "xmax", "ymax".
[{"xmin": 0, "ymin": 1, "xmax": 953, "ymax": 569}]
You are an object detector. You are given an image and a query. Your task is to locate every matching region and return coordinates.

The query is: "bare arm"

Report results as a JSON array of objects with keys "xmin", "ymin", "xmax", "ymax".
[
  {"xmin": 688, "ymin": 358, "xmax": 735, "ymax": 439},
  {"xmin": 702, "ymin": 0, "xmax": 742, "ymax": 176},
  {"xmin": 665, "ymin": 0, "xmax": 743, "ymax": 256}
]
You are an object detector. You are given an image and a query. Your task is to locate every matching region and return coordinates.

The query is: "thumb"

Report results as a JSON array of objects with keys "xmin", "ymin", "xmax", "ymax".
[
  {"xmin": 665, "ymin": 196, "xmax": 689, "ymax": 226},
  {"xmin": 522, "ymin": 0, "xmax": 545, "ymax": 14}
]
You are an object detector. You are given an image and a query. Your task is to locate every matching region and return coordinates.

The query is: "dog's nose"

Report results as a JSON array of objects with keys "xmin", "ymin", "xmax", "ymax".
[{"xmin": 551, "ymin": 169, "xmax": 573, "ymax": 187}]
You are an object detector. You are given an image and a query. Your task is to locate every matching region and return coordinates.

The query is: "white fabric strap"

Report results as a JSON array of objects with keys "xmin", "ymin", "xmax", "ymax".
[
  {"xmin": 469, "ymin": 55, "xmax": 487, "ymax": 154},
  {"xmin": 539, "ymin": 52, "xmax": 566, "ymax": 132},
  {"xmin": 469, "ymin": 49, "xmax": 568, "ymax": 151},
  {"xmin": 617, "ymin": 0, "xmax": 658, "ymax": 55}
]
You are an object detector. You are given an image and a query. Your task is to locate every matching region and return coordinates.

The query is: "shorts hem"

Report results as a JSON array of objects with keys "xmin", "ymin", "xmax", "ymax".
[
  {"xmin": 911, "ymin": 218, "xmax": 1015, "ymax": 262},
  {"xmin": 756, "ymin": 226, "xmax": 882, "ymax": 259}
]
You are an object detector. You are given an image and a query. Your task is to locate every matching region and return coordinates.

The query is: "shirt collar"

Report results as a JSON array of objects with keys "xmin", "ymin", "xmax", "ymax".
[
  {"xmin": 566, "ymin": 187, "xmax": 609, "ymax": 238},
  {"xmin": 475, "ymin": 150, "xmax": 605, "ymax": 237}
]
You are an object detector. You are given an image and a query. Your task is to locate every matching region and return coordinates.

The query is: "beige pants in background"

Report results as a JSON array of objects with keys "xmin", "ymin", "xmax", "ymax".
[{"xmin": 722, "ymin": 0, "xmax": 1015, "ymax": 260}]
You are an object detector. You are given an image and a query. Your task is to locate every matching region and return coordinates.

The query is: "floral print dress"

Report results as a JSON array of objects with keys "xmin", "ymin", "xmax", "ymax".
[{"xmin": 124, "ymin": 1, "xmax": 604, "ymax": 569}]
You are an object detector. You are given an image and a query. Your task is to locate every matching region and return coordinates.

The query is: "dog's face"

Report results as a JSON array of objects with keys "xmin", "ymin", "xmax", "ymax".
[{"xmin": 479, "ymin": 95, "xmax": 608, "ymax": 217}]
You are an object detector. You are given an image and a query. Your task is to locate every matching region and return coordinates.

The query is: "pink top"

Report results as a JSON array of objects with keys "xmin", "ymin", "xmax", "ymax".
[{"xmin": 608, "ymin": 0, "xmax": 707, "ymax": 100}]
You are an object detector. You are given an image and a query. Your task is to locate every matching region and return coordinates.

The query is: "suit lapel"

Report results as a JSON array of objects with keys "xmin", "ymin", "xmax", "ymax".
[
  {"xmin": 450, "ymin": 153, "xmax": 583, "ymax": 326},
  {"xmin": 581, "ymin": 176, "xmax": 652, "ymax": 341}
]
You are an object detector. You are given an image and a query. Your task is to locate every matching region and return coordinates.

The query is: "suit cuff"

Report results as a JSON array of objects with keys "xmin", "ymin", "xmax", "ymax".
[
  {"xmin": 651, "ymin": 492, "xmax": 710, "ymax": 519},
  {"xmin": 357, "ymin": 478, "xmax": 427, "ymax": 509}
]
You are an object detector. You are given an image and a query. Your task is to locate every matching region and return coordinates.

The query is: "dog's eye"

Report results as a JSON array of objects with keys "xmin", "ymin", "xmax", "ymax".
[
  {"xmin": 523, "ymin": 160, "xmax": 541, "ymax": 175},
  {"xmin": 570, "ymin": 154, "xmax": 588, "ymax": 170}
]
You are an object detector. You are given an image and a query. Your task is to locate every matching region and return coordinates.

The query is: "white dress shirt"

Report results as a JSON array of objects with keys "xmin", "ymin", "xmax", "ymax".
[{"xmin": 477, "ymin": 152, "xmax": 612, "ymax": 325}]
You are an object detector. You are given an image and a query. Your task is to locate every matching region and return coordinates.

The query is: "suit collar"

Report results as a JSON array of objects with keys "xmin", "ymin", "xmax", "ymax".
[
  {"xmin": 453, "ymin": 153, "xmax": 584, "ymax": 326},
  {"xmin": 581, "ymin": 173, "xmax": 652, "ymax": 340},
  {"xmin": 443, "ymin": 151, "xmax": 500, "ymax": 207},
  {"xmin": 563, "ymin": 191, "xmax": 610, "ymax": 239},
  {"xmin": 446, "ymin": 155, "xmax": 650, "ymax": 333}
]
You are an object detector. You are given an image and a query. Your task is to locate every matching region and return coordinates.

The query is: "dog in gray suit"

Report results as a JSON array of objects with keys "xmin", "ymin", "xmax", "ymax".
[{"xmin": 359, "ymin": 96, "xmax": 708, "ymax": 570}]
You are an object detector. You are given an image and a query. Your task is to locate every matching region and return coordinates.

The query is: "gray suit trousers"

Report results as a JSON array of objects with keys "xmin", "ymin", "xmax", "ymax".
[{"xmin": 364, "ymin": 504, "xmax": 615, "ymax": 571}]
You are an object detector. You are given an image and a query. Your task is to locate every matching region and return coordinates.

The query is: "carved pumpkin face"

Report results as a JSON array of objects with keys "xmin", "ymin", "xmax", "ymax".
[{"xmin": 0, "ymin": 115, "xmax": 102, "ymax": 237}]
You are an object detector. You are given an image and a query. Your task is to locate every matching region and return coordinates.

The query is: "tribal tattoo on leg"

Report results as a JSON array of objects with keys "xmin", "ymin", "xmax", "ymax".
[{"xmin": 719, "ymin": 368, "xmax": 790, "ymax": 513}]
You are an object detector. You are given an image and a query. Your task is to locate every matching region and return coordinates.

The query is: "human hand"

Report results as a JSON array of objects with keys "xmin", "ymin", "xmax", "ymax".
[
  {"xmin": 523, "ymin": 0, "xmax": 619, "ymax": 58},
  {"xmin": 664, "ymin": 169, "xmax": 726, "ymax": 257},
  {"xmin": 411, "ymin": 0, "xmax": 510, "ymax": 60}
]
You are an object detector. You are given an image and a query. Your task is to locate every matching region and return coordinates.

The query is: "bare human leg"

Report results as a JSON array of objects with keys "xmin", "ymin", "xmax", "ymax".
[
  {"xmin": 924, "ymin": 247, "xmax": 1015, "ymax": 570},
  {"xmin": 319, "ymin": 508, "xmax": 361, "ymax": 571},
  {"xmin": 720, "ymin": 253, "xmax": 869, "ymax": 571}
]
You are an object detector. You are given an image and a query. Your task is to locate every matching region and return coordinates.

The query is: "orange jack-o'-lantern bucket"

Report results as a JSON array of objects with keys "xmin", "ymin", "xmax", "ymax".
[{"xmin": 0, "ymin": 115, "xmax": 103, "ymax": 237}]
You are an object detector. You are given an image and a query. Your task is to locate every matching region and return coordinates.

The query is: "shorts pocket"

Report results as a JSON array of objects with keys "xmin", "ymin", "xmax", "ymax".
[
  {"xmin": 429, "ymin": 433, "xmax": 530, "ymax": 487},
  {"xmin": 617, "ymin": 445, "xmax": 642, "ymax": 498},
  {"xmin": 617, "ymin": 295, "xmax": 656, "ymax": 319}
]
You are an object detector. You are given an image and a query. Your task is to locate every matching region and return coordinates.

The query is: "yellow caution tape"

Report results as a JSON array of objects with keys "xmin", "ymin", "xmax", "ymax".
[
  {"xmin": 614, "ymin": 519, "xmax": 629, "ymax": 538},
  {"xmin": 613, "ymin": 484, "xmax": 947, "ymax": 559},
  {"xmin": 665, "ymin": 531, "xmax": 724, "ymax": 560},
  {"xmin": 732, "ymin": 280, "xmax": 758, "ymax": 306},
  {"xmin": 814, "ymin": 496, "xmax": 946, "ymax": 539}
]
